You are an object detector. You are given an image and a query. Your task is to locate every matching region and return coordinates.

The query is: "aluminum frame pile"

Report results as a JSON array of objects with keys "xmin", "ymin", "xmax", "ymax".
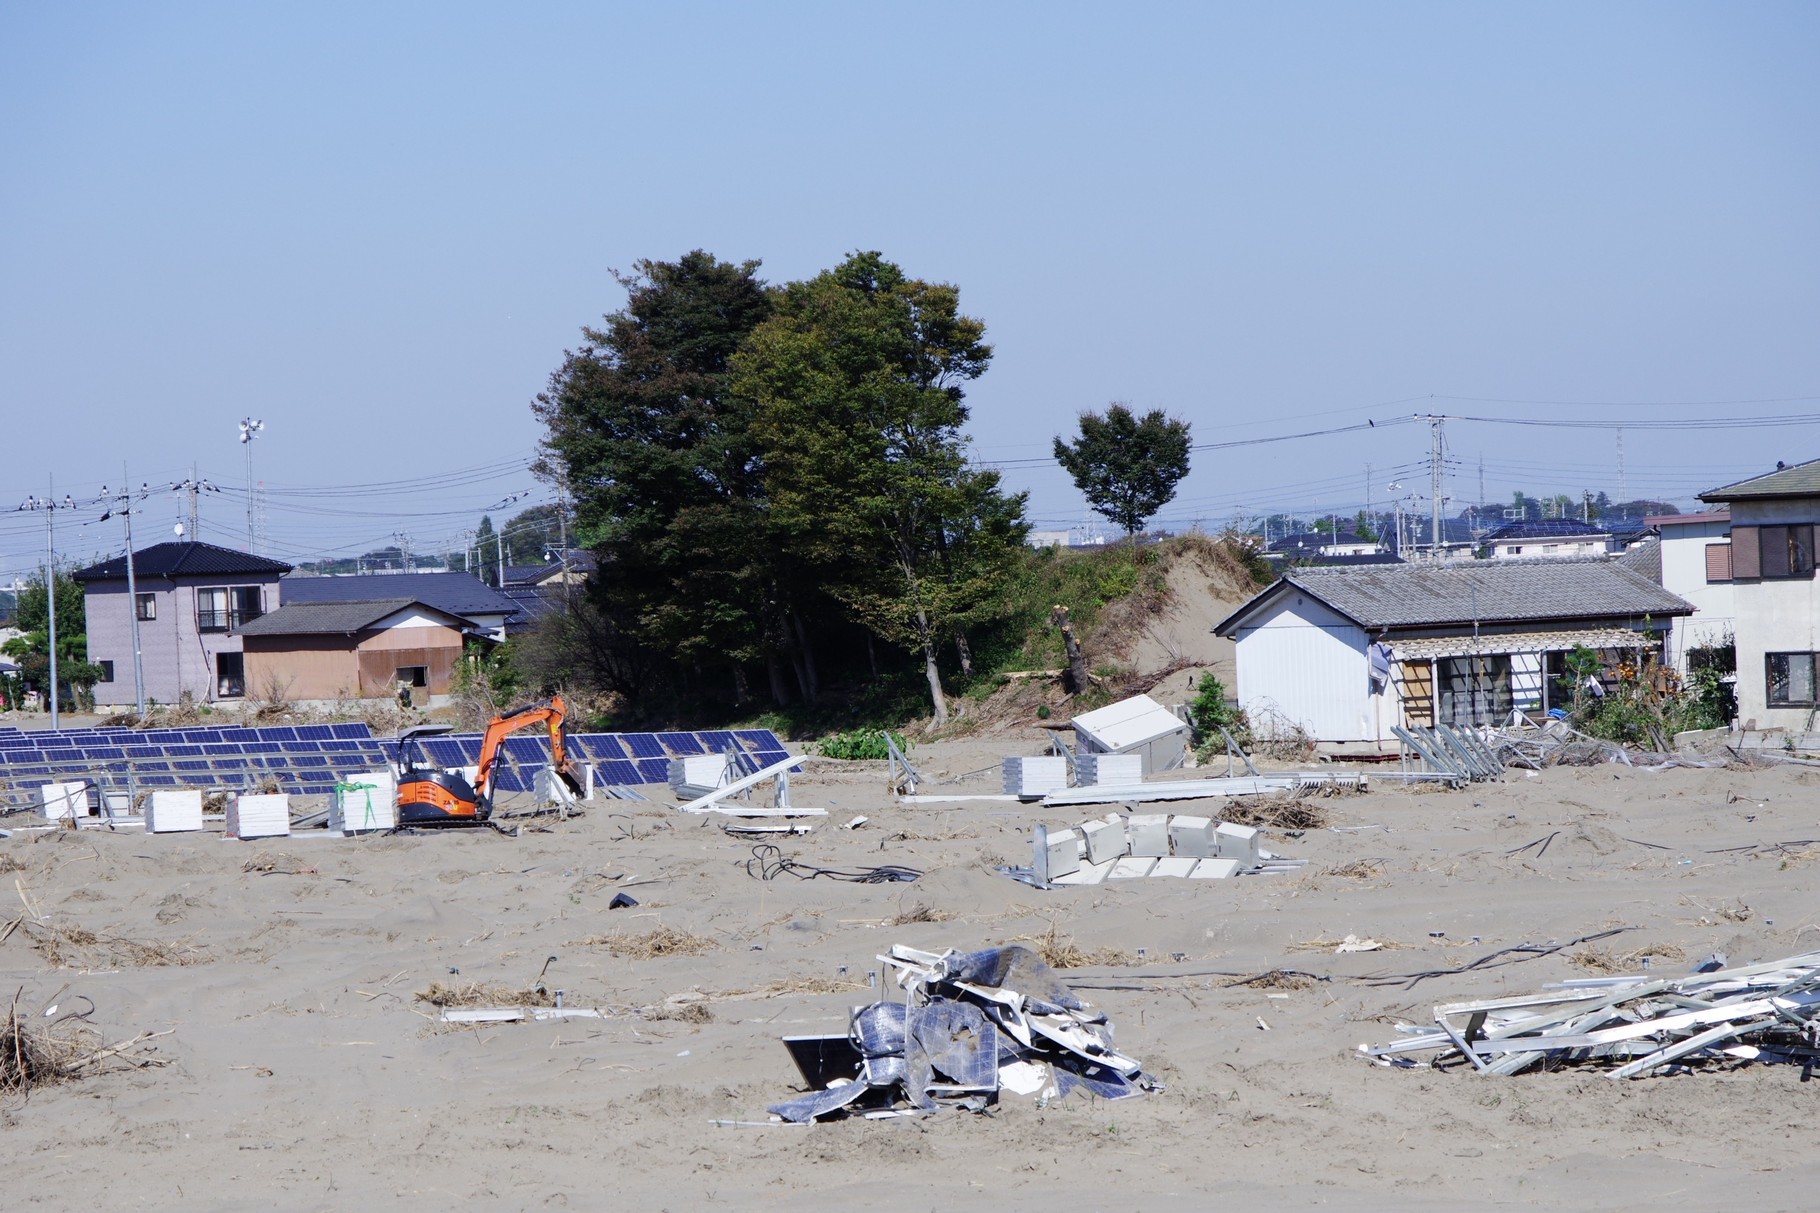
[
  {"xmin": 1362, "ymin": 950, "xmax": 1820, "ymax": 1079},
  {"xmin": 1390, "ymin": 724, "xmax": 1505, "ymax": 784},
  {"xmin": 768, "ymin": 943, "xmax": 1151, "ymax": 1122}
]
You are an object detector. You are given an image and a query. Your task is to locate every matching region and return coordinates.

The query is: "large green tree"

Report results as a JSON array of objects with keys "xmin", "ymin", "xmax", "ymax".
[
  {"xmin": 533, "ymin": 250, "xmax": 789, "ymax": 706},
  {"xmin": 3, "ymin": 569, "xmax": 105, "ymax": 707},
  {"xmin": 734, "ymin": 252, "xmax": 1028, "ymax": 725},
  {"xmin": 1053, "ymin": 403, "xmax": 1192, "ymax": 544}
]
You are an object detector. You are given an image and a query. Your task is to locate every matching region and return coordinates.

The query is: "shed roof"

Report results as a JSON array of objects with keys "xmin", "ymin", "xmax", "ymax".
[
  {"xmin": 1214, "ymin": 558, "xmax": 1692, "ymax": 636},
  {"xmin": 1701, "ymin": 459, "xmax": 1820, "ymax": 502},
  {"xmin": 235, "ymin": 599, "xmax": 468, "ymax": 637},
  {"xmin": 74, "ymin": 542, "xmax": 292, "ymax": 582}
]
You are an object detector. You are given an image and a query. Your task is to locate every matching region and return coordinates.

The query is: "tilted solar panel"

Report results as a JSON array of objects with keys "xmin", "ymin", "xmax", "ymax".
[
  {"xmin": 636, "ymin": 758, "xmax": 671, "ymax": 783},
  {"xmin": 658, "ymin": 731, "xmax": 705, "ymax": 755},
  {"xmin": 596, "ymin": 759, "xmax": 639, "ymax": 785},
  {"xmin": 330, "ymin": 723, "xmax": 373, "ymax": 740},
  {"xmin": 623, "ymin": 733, "xmax": 666, "ymax": 759}
]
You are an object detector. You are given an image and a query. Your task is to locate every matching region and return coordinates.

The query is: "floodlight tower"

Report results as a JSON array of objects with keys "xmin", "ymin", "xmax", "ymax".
[{"xmin": 239, "ymin": 418, "xmax": 264, "ymax": 553}]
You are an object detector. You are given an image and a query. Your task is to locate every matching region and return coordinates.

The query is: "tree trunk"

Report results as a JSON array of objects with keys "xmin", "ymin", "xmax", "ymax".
[
  {"xmin": 1051, "ymin": 604, "xmax": 1091, "ymax": 696},
  {"xmin": 953, "ymin": 631, "xmax": 974, "ymax": 679},
  {"xmin": 922, "ymin": 632, "xmax": 948, "ymax": 726},
  {"xmin": 789, "ymin": 610, "xmax": 819, "ymax": 703},
  {"xmin": 767, "ymin": 651, "xmax": 791, "ymax": 707},
  {"xmin": 867, "ymin": 633, "xmax": 880, "ymax": 680},
  {"xmin": 732, "ymin": 664, "xmax": 749, "ymax": 706}
]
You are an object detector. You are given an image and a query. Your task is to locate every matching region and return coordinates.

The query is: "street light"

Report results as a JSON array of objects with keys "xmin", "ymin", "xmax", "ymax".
[{"xmin": 239, "ymin": 418, "xmax": 264, "ymax": 553}]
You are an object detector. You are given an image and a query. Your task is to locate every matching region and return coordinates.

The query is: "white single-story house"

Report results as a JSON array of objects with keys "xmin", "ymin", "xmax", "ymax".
[{"xmin": 1213, "ymin": 560, "xmax": 1694, "ymax": 742}]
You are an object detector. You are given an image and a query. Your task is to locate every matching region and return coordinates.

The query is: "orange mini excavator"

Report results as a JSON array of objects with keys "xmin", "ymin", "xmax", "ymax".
[{"xmin": 395, "ymin": 695, "xmax": 586, "ymax": 828}]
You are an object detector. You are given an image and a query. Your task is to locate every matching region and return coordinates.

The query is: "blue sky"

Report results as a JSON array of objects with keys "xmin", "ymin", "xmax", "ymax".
[{"xmin": 2, "ymin": 2, "xmax": 1815, "ymax": 577}]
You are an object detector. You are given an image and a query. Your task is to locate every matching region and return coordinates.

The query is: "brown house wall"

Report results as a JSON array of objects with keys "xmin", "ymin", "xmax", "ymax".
[{"xmin": 244, "ymin": 625, "xmax": 465, "ymax": 700}]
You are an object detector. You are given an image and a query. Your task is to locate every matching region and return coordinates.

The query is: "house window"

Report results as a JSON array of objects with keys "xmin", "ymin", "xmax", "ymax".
[
  {"xmin": 97, "ymin": 661, "xmax": 115, "ymax": 683},
  {"xmin": 396, "ymin": 665, "xmax": 429, "ymax": 688},
  {"xmin": 216, "ymin": 652, "xmax": 246, "ymax": 699},
  {"xmin": 1705, "ymin": 543, "xmax": 1732, "ymax": 583},
  {"xmin": 1767, "ymin": 653, "xmax": 1818, "ymax": 707},
  {"xmin": 197, "ymin": 586, "xmax": 264, "ymax": 632},
  {"xmin": 1508, "ymin": 545, "xmax": 1523, "ymax": 555},
  {"xmin": 1542, "ymin": 544, "xmax": 1559, "ymax": 554},
  {"xmin": 1732, "ymin": 525, "xmax": 1815, "ymax": 580},
  {"xmin": 135, "ymin": 593, "xmax": 156, "ymax": 621}
]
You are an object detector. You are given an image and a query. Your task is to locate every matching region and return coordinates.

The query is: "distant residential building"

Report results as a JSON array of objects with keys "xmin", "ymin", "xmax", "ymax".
[
  {"xmin": 1268, "ymin": 531, "xmax": 1385, "ymax": 559},
  {"xmin": 1699, "ymin": 461, "xmax": 1820, "ymax": 729},
  {"xmin": 1214, "ymin": 560, "xmax": 1692, "ymax": 742},
  {"xmin": 73, "ymin": 542, "xmax": 293, "ymax": 707},
  {"xmin": 1640, "ymin": 510, "xmax": 1735, "ymax": 676},
  {"xmin": 1481, "ymin": 519, "xmax": 1613, "ymax": 560}
]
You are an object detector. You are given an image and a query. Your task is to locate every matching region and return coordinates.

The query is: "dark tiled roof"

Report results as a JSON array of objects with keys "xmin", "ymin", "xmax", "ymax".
[
  {"xmin": 1701, "ymin": 458, "xmax": 1820, "ymax": 502},
  {"xmin": 1618, "ymin": 537, "xmax": 1663, "ymax": 584},
  {"xmin": 1215, "ymin": 558, "xmax": 1692, "ymax": 635},
  {"xmin": 74, "ymin": 542, "xmax": 292, "ymax": 582},
  {"xmin": 278, "ymin": 571, "xmax": 517, "ymax": 618},
  {"xmin": 235, "ymin": 599, "xmax": 466, "ymax": 637},
  {"xmin": 1482, "ymin": 519, "xmax": 1609, "ymax": 542}
]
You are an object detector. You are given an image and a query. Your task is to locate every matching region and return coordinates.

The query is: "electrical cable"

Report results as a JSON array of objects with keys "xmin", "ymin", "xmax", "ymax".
[{"xmin": 744, "ymin": 843, "xmax": 921, "ymax": 884}]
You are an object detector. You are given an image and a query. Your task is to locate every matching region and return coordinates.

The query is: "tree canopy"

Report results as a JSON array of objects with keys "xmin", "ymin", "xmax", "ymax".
[
  {"xmin": 1053, "ymin": 404, "xmax": 1192, "ymax": 541},
  {"xmin": 532, "ymin": 249, "xmax": 1028, "ymax": 723},
  {"xmin": 3, "ymin": 569, "xmax": 105, "ymax": 706}
]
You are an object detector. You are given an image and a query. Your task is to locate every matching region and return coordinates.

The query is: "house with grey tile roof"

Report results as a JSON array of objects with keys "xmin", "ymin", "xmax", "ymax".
[
  {"xmin": 1213, "ymin": 560, "xmax": 1693, "ymax": 742},
  {"xmin": 1699, "ymin": 461, "xmax": 1820, "ymax": 730}
]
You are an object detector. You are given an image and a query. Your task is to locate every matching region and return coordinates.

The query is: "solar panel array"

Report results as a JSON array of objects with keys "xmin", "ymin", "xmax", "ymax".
[{"xmin": 0, "ymin": 722, "xmax": 793, "ymax": 811}]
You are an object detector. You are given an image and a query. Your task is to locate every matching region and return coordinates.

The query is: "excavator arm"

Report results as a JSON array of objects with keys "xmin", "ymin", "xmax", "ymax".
[{"xmin": 474, "ymin": 694, "xmax": 585, "ymax": 805}]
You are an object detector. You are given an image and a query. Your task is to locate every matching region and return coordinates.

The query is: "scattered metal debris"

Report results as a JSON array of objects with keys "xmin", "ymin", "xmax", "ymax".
[
  {"xmin": 768, "ymin": 943, "xmax": 1154, "ymax": 1122},
  {"xmin": 1363, "ymin": 949, "xmax": 1820, "ymax": 1078},
  {"xmin": 744, "ymin": 844, "xmax": 920, "ymax": 884},
  {"xmin": 999, "ymin": 812, "xmax": 1304, "ymax": 887}
]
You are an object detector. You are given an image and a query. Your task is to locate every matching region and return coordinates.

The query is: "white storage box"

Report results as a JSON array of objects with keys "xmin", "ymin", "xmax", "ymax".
[
  {"xmin": 1038, "ymin": 826, "xmax": 1083, "ymax": 880},
  {"xmin": 1215, "ymin": 822, "xmax": 1260, "ymax": 868},
  {"xmin": 1168, "ymin": 815, "xmax": 1217, "ymax": 858},
  {"xmin": 147, "ymin": 789, "xmax": 204, "ymax": 833},
  {"xmin": 228, "ymin": 793, "xmax": 292, "ymax": 839},
  {"xmin": 1080, "ymin": 816, "xmax": 1128, "ymax": 865},
  {"xmin": 1128, "ymin": 814, "xmax": 1172, "ymax": 858},
  {"xmin": 1002, "ymin": 756, "xmax": 1069, "ymax": 798},
  {"xmin": 668, "ymin": 755, "xmax": 733, "ymax": 791},
  {"xmin": 331, "ymin": 772, "xmax": 396, "ymax": 834}
]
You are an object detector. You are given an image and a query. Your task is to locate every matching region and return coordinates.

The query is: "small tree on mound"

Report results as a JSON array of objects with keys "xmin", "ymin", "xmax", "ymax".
[{"xmin": 1053, "ymin": 404, "xmax": 1192, "ymax": 549}]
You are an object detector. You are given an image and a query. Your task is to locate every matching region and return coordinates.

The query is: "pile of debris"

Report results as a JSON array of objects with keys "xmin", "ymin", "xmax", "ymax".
[
  {"xmin": 768, "ymin": 943, "xmax": 1153, "ymax": 1122},
  {"xmin": 1362, "ymin": 950, "xmax": 1820, "ymax": 1079}
]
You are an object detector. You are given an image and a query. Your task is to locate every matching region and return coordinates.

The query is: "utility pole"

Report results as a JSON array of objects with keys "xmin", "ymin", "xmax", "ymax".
[
  {"xmin": 393, "ymin": 530, "xmax": 413, "ymax": 572},
  {"xmin": 239, "ymin": 417, "xmax": 264, "ymax": 553},
  {"xmin": 1616, "ymin": 427, "xmax": 1627, "ymax": 508},
  {"xmin": 18, "ymin": 486, "xmax": 74, "ymax": 727},
  {"xmin": 99, "ymin": 472, "xmax": 149, "ymax": 716},
  {"xmin": 1429, "ymin": 415, "xmax": 1445, "ymax": 561}
]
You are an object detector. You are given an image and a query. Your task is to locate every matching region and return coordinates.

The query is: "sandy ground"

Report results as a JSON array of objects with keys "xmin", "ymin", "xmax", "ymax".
[{"xmin": 6, "ymin": 734, "xmax": 1820, "ymax": 1212}]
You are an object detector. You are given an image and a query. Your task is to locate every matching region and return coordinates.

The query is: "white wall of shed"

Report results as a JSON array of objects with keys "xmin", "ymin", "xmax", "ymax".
[{"xmin": 1231, "ymin": 592, "xmax": 1371, "ymax": 742}]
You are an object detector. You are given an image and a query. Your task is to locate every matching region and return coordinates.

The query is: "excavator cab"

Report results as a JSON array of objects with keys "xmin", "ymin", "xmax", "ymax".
[{"xmin": 393, "ymin": 697, "xmax": 586, "ymax": 828}]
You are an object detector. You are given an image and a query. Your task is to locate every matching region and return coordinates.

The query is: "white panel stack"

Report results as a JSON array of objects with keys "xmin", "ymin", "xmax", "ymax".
[
  {"xmin": 1002, "ymin": 756, "xmax": 1069, "ymax": 799},
  {"xmin": 147, "ymin": 789, "xmax": 204, "ymax": 833},
  {"xmin": 331, "ymin": 773, "xmax": 396, "ymax": 834},
  {"xmin": 38, "ymin": 782, "xmax": 90, "ymax": 820},
  {"xmin": 228, "ymin": 793, "xmax": 292, "ymax": 839},
  {"xmin": 1075, "ymin": 753, "xmax": 1143, "ymax": 787}
]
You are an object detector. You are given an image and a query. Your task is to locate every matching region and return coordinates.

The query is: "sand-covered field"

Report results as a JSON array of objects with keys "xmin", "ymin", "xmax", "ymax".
[{"xmin": 6, "ymin": 735, "xmax": 1820, "ymax": 1211}]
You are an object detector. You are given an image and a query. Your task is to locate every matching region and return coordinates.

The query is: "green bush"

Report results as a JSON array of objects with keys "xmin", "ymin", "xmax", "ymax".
[
  {"xmin": 1187, "ymin": 673, "xmax": 1250, "ymax": 748},
  {"xmin": 816, "ymin": 729, "xmax": 908, "ymax": 761}
]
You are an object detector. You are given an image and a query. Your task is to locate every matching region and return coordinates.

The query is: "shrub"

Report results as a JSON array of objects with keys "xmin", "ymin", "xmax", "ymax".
[
  {"xmin": 816, "ymin": 729, "xmax": 907, "ymax": 761},
  {"xmin": 1187, "ymin": 673, "xmax": 1250, "ymax": 747}
]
